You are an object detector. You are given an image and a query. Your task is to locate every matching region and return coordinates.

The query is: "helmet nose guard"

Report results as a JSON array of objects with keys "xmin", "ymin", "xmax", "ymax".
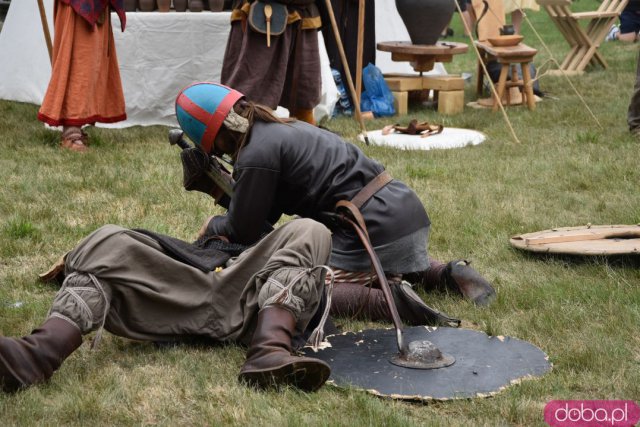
[{"xmin": 175, "ymin": 82, "xmax": 244, "ymax": 155}]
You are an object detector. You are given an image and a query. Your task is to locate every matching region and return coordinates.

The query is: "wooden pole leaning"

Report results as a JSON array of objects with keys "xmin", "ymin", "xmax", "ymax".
[
  {"xmin": 37, "ymin": 0, "xmax": 53, "ymax": 64},
  {"xmin": 355, "ymin": 0, "xmax": 365, "ymax": 101},
  {"xmin": 323, "ymin": 0, "xmax": 370, "ymax": 144}
]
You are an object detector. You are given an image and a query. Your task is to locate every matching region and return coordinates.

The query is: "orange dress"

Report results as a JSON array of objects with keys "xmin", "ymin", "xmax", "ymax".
[{"xmin": 38, "ymin": 1, "xmax": 126, "ymax": 127}]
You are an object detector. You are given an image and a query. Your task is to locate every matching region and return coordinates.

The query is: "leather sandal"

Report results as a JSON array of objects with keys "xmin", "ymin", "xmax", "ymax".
[
  {"xmin": 79, "ymin": 129, "xmax": 90, "ymax": 146},
  {"xmin": 60, "ymin": 128, "xmax": 88, "ymax": 153}
]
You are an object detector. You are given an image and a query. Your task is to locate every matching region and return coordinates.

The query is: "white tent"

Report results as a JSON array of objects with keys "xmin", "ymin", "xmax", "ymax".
[
  {"xmin": 374, "ymin": 1, "xmax": 447, "ymax": 76},
  {"xmin": 0, "ymin": 1, "xmax": 442, "ymax": 128}
]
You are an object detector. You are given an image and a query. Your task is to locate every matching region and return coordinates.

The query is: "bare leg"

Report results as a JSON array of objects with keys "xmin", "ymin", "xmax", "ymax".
[{"xmin": 618, "ymin": 32, "xmax": 639, "ymax": 43}]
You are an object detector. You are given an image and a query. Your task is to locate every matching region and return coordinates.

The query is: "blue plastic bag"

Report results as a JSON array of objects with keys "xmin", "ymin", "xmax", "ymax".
[{"xmin": 360, "ymin": 63, "xmax": 396, "ymax": 117}]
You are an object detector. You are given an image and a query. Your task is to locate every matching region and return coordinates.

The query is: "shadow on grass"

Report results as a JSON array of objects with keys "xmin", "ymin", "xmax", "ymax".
[{"xmin": 510, "ymin": 247, "xmax": 640, "ymax": 268}]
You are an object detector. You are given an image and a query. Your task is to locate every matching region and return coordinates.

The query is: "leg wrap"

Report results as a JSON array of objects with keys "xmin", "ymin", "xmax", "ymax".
[
  {"xmin": 49, "ymin": 272, "xmax": 110, "ymax": 344},
  {"xmin": 259, "ymin": 267, "xmax": 321, "ymax": 319},
  {"xmin": 259, "ymin": 265, "xmax": 335, "ymax": 350}
]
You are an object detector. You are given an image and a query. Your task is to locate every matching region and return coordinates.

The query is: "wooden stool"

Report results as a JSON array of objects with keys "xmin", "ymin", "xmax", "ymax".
[
  {"xmin": 384, "ymin": 75, "xmax": 465, "ymax": 115},
  {"xmin": 475, "ymin": 41, "xmax": 538, "ymax": 111},
  {"xmin": 377, "ymin": 41, "xmax": 468, "ymax": 115}
]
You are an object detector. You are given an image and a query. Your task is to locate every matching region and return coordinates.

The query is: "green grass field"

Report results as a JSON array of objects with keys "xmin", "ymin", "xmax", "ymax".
[{"xmin": 1, "ymin": 4, "xmax": 639, "ymax": 426}]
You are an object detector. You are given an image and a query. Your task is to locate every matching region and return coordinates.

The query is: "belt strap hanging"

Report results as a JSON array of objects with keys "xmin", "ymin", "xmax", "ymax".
[
  {"xmin": 334, "ymin": 199, "xmax": 407, "ymax": 353},
  {"xmin": 334, "ymin": 169, "xmax": 408, "ymax": 353}
]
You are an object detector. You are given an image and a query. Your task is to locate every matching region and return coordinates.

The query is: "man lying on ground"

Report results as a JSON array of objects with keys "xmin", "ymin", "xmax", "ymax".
[{"xmin": 1, "ymin": 219, "xmax": 333, "ymax": 393}]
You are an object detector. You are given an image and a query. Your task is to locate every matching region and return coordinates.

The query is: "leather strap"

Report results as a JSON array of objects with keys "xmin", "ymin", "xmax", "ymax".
[
  {"xmin": 335, "ymin": 200, "xmax": 370, "ymax": 241},
  {"xmin": 350, "ymin": 170, "xmax": 392, "ymax": 209},
  {"xmin": 335, "ymin": 199, "xmax": 406, "ymax": 353}
]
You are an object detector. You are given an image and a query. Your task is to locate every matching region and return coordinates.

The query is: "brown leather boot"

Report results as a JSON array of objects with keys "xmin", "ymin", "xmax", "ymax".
[
  {"xmin": 238, "ymin": 305, "xmax": 330, "ymax": 392},
  {"xmin": 330, "ymin": 282, "xmax": 389, "ymax": 321},
  {"xmin": 330, "ymin": 282, "xmax": 460, "ymax": 326},
  {"xmin": 0, "ymin": 317, "xmax": 82, "ymax": 392},
  {"xmin": 407, "ymin": 259, "xmax": 496, "ymax": 306},
  {"xmin": 444, "ymin": 260, "xmax": 496, "ymax": 306}
]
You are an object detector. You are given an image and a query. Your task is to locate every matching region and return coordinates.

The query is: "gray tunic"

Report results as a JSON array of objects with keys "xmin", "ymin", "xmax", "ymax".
[{"xmin": 209, "ymin": 120, "xmax": 431, "ymax": 274}]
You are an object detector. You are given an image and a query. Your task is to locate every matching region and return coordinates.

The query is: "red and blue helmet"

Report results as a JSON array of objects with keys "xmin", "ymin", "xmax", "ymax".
[{"xmin": 175, "ymin": 82, "xmax": 244, "ymax": 155}]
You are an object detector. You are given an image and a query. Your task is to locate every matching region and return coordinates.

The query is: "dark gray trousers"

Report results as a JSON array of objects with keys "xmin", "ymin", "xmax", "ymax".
[{"xmin": 627, "ymin": 50, "xmax": 640, "ymax": 132}]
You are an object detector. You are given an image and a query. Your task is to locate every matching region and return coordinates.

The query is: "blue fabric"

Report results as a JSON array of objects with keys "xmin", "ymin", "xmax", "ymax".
[
  {"xmin": 331, "ymin": 68, "xmax": 353, "ymax": 117},
  {"xmin": 176, "ymin": 105, "xmax": 206, "ymax": 148},
  {"xmin": 360, "ymin": 63, "xmax": 395, "ymax": 118}
]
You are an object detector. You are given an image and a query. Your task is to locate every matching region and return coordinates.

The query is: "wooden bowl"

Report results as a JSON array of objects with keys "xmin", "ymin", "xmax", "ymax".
[{"xmin": 487, "ymin": 35, "xmax": 524, "ymax": 47}]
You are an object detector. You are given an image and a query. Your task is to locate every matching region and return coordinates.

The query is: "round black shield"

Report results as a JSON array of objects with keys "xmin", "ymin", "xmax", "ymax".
[{"xmin": 304, "ymin": 326, "xmax": 551, "ymax": 401}]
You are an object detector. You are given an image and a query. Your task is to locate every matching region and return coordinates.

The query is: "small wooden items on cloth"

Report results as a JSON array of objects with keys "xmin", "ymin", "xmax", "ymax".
[
  {"xmin": 510, "ymin": 225, "xmax": 640, "ymax": 256},
  {"xmin": 382, "ymin": 119, "xmax": 443, "ymax": 138}
]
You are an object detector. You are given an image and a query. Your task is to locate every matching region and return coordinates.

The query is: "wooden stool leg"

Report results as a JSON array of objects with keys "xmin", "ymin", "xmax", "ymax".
[
  {"xmin": 493, "ymin": 64, "xmax": 509, "ymax": 112},
  {"xmin": 510, "ymin": 64, "xmax": 520, "ymax": 106},
  {"xmin": 521, "ymin": 62, "xmax": 536, "ymax": 110}
]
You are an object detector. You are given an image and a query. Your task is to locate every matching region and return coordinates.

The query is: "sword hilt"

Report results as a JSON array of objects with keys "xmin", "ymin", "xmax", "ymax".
[{"xmin": 168, "ymin": 129, "xmax": 191, "ymax": 150}]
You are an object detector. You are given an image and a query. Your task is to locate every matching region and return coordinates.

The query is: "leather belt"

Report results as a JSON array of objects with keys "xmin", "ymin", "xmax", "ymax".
[{"xmin": 350, "ymin": 170, "xmax": 393, "ymax": 209}]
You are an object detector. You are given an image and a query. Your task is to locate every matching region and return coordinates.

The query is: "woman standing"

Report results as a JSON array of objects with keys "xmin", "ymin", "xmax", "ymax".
[{"xmin": 38, "ymin": 0, "xmax": 127, "ymax": 152}]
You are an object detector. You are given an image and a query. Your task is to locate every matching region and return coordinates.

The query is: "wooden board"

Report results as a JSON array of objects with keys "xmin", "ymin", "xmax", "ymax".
[
  {"xmin": 377, "ymin": 41, "xmax": 468, "ymax": 56},
  {"xmin": 384, "ymin": 75, "xmax": 465, "ymax": 92},
  {"xmin": 510, "ymin": 225, "xmax": 640, "ymax": 256}
]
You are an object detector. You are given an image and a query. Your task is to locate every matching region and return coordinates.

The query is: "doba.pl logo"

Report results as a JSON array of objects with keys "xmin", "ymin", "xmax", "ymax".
[{"xmin": 544, "ymin": 400, "xmax": 640, "ymax": 427}]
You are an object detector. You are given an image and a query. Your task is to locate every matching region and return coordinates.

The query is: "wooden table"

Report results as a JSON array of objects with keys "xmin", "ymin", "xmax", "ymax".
[
  {"xmin": 377, "ymin": 41, "xmax": 469, "ymax": 72},
  {"xmin": 377, "ymin": 41, "xmax": 468, "ymax": 115},
  {"xmin": 475, "ymin": 41, "xmax": 538, "ymax": 111}
]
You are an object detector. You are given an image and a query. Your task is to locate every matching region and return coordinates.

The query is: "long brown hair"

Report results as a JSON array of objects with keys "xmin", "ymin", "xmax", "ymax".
[{"xmin": 228, "ymin": 99, "xmax": 295, "ymax": 159}]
